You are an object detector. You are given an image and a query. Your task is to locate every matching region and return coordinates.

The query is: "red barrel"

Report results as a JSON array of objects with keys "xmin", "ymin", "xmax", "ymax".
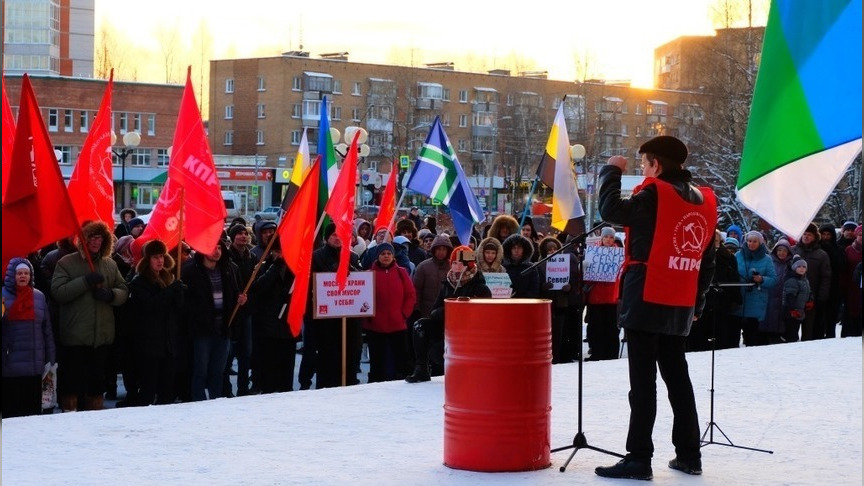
[{"xmin": 443, "ymin": 298, "xmax": 552, "ymax": 472}]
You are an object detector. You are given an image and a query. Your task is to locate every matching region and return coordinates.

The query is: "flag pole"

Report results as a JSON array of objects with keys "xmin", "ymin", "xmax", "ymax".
[
  {"xmin": 387, "ymin": 186, "xmax": 410, "ymax": 231},
  {"xmin": 519, "ymin": 177, "xmax": 540, "ymax": 228},
  {"xmin": 227, "ymin": 214, "xmax": 287, "ymax": 328},
  {"xmin": 341, "ymin": 316, "xmax": 347, "ymax": 386},
  {"xmin": 176, "ymin": 189, "xmax": 185, "ymax": 281}
]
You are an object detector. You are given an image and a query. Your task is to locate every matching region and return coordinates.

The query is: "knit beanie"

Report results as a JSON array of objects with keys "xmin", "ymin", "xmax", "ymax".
[
  {"xmin": 744, "ymin": 230, "xmax": 764, "ymax": 244},
  {"xmin": 376, "ymin": 242, "xmax": 395, "ymax": 254},
  {"xmin": 724, "ymin": 237, "xmax": 740, "ymax": 249},
  {"xmin": 128, "ymin": 217, "xmax": 145, "ymax": 229},
  {"xmin": 772, "ymin": 239, "xmax": 791, "ymax": 253},
  {"xmin": 600, "ymin": 227, "xmax": 616, "ymax": 238},
  {"xmin": 842, "ymin": 221, "xmax": 858, "ymax": 231},
  {"xmin": 450, "ymin": 245, "xmax": 476, "ymax": 269},
  {"xmin": 228, "ymin": 223, "xmax": 248, "ymax": 240},
  {"xmin": 791, "ymin": 255, "xmax": 808, "ymax": 271},
  {"xmin": 323, "ymin": 222, "xmax": 337, "ymax": 242}
]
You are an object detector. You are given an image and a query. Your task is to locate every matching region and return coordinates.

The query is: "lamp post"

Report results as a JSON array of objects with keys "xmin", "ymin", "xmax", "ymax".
[
  {"xmin": 333, "ymin": 126, "xmax": 371, "ymax": 206},
  {"xmin": 570, "ymin": 144, "xmax": 588, "ymax": 226},
  {"xmin": 111, "ymin": 131, "xmax": 141, "ymax": 210}
]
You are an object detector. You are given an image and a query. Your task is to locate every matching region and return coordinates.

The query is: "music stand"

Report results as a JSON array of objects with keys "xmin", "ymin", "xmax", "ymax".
[
  {"xmin": 701, "ymin": 282, "xmax": 773, "ymax": 454},
  {"xmin": 525, "ymin": 221, "xmax": 624, "ymax": 472}
]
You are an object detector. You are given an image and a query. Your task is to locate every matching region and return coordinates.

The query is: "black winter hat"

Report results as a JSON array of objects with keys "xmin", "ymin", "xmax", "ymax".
[
  {"xmin": 803, "ymin": 222, "xmax": 819, "ymax": 237},
  {"xmin": 639, "ymin": 135, "xmax": 688, "ymax": 164},
  {"xmin": 323, "ymin": 222, "xmax": 338, "ymax": 242},
  {"xmin": 228, "ymin": 223, "xmax": 249, "ymax": 240},
  {"xmin": 128, "ymin": 217, "xmax": 145, "ymax": 228}
]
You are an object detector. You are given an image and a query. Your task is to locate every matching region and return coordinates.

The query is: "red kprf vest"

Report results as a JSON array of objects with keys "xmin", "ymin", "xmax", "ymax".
[{"xmin": 626, "ymin": 178, "xmax": 717, "ymax": 307}]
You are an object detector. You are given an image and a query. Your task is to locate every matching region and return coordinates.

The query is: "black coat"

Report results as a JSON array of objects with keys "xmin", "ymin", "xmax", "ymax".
[
  {"xmin": 181, "ymin": 256, "xmax": 242, "ymax": 339},
  {"xmin": 250, "ymin": 257, "xmax": 296, "ymax": 340},
  {"xmin": 598, "ymin": 166, "xmax": 716, "ymax": 336},
  {"xmin": 128, "ymin": 275, "xmax": 185, "ymax": 358}
]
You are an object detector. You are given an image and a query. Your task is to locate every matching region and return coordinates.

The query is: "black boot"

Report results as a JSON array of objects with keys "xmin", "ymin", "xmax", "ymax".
[
  {"xmin": 668, "ymin": 457, "xmax": 702, "ymax": 475},
  {"xmin": 405, "ymin": 364, "xmax": 430, "ymax": 383},
  {"xmin": 405, "ymin": 320, "xmax": 430, "ymax": 383},
  {"xmin": 595, "ymin": 456, "xmax": 653, "ymax": 480}
]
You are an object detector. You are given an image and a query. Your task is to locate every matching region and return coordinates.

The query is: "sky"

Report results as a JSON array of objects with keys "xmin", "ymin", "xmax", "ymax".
[
  {"xmin": 94, "ymin": 0, "xmax": 769, "ymax": 88},
  {"xmin": 2, "ymin": 335, "xmax": 860, "ymax": 484}
]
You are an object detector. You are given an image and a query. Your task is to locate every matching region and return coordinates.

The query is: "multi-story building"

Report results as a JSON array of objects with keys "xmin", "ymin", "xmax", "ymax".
[
  {"xmin": 2, "ymin": 0, "xmax": 95, "ymax": 78},
  {"xmin": 4, "ymin": 74, "xmax": 182, "ymax": 212},
  {"xmin": 209, "ymin": 52, "xmax": 706, "ymax": 216}
]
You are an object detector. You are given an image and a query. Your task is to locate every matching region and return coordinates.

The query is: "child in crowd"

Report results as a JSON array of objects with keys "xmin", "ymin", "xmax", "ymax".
[{"xmin": 783, "ymin": 256, "xmax": 812, "ymax": 342}]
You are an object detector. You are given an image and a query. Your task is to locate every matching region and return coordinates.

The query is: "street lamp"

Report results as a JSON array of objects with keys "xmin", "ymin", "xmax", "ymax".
[
  {"xmin": 570, "ymin": 144, "xmax": 589, "ymax": 226},
  {"xmin": 111, "ymin": 131, "xmax": 141, "ymax": 210},
  {"xmin": 333, "ymin": 126, "xmax": 371, "ymax": 205}
]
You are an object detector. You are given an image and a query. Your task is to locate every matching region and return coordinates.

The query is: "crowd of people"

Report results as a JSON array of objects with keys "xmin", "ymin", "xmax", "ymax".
[{"xmin": 2, "ymin": 187, "xmax": 861, "ymax": 420}]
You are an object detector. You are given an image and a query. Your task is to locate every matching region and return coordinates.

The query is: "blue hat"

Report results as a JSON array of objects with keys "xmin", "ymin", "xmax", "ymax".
[
  {"xmin": 724, "ymin": 237, "xmax": 740, "ymax": 249},
  {"xmin": 376, "ymin": 242, "xmax": 395, "ymax": 254}
]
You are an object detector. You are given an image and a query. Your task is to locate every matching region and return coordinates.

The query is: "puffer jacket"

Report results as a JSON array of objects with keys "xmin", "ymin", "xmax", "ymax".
[
  {"xmin": 365, "ymin": 261, "xmax": 417, "ymax": 333},
  {"xmin": 502, "ymin": 234, "xmax": 540, "ymax": 298},
  {"xmin": 412, "ymin": 235, "xmax": 453, "ymax": 318},
  {"xmin": 50, "ymin": 221, "xmax": 129, "ymax": 347},
  {"xmin": 732, "ymin": 245, "xmax": 777, "ymax": 321},
  {"xmin": 2, "ymin": 258, "xmax": 55, "ymax": 377},
  {"xmin": 792, "ymin": 239, "xmax": 831, "ymax": 303}
]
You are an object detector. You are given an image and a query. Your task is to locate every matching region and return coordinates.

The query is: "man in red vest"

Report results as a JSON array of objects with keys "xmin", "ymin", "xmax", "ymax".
[{"xmin": 594, "ymin": 136, "xmax": 717, "ymax": 480}]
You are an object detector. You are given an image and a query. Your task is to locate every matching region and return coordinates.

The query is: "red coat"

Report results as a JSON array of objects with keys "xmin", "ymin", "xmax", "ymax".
[{"xmin": 364, "ymin": 261, "xmax": 417, "ymax": 333}]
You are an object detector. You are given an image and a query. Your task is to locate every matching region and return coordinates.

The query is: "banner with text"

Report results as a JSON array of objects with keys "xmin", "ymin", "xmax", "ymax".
[
  {"xmin": 484, "ymin": 273, "xmax": 513, "ymax": 299},
  {"xmin": 583, "ymin": 246, "xmax": 625, "ymax": 283},
  {"xmin": 544, "ymin": 255, "xmax": 571, "ymax": 290},
  {"xmin": 313, "ymin": 271, "xmax": 376, "ymax": 318}
]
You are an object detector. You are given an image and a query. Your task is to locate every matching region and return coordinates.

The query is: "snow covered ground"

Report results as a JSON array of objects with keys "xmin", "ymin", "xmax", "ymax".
[{"xmin": 2, "ymin": 337, "xmax": 861, "ymax": 485}]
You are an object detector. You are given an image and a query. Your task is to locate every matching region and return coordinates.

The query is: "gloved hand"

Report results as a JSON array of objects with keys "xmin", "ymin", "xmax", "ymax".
[
  {"xmin": 92, "ymin": 288, "xmax": 113, "ymax": 303},
  {"xmin": 789, "ymin": 309, "xmax": 803, "ymax": 320},
  {"xmin": 542, "ymin": 281, "xmax": 554, "ymax": 290},
  {"xmin": 561, "ymin": 284, "xmax": 572, "ymax": 292},
  {"xmin": 85, "ymin": 272, "xmax": 105, "ymax": 288},
  {"xmin": 804, "ymin": 301, "xmax": 815, "ymax": 311}
]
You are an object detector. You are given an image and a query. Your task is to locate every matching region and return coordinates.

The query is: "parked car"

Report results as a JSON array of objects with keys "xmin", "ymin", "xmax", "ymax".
[{"xmin": 253, "ymin": 206, "xmax": 283, "ymax": 221}]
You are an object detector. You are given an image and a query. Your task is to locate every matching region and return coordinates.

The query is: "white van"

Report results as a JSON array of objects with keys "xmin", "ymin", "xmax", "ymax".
[{"xmin": 222, "ymin": 190, "xmax": 241, "ymax": 221}]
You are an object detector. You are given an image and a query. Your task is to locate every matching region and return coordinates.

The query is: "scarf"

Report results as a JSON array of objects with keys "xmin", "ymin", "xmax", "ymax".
[
  {"xmin": 447, "ymin": 266, "xmax": 477, "ymax": 290},
  {"xmin": 7, "ymin": 285, "xmax": 36, "ymax": 321}
]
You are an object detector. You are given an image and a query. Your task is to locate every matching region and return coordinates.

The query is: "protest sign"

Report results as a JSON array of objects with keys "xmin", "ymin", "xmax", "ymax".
[
  {"xmin": 313, "ymin": 272, "xmax": 375, "ymax": 318},
  {"xmin": 483, "ymin": 273, "xmax": 513, "ymax": 299},
  {"xmin": 544, "ymin": 254, "xmax": 570, "ymax": 290},
  {"xmin": 583, "ymin": 246, "xmax": 625, "ymax": 283}
]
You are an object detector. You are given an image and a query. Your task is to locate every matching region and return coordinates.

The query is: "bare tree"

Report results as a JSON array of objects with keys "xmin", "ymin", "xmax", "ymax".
[
  {"xmin": 157, "ymin": 25, "xmax": 181, "ymax": 84},
  {"xmin": 94, "ymin": 22, "xmax": 128, "ymax": 80},
  {"xmin": 189, "ymin": 20, "xmax": 213, "ymax": 116}
]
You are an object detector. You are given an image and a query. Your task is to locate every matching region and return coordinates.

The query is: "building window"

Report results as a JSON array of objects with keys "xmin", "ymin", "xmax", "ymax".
[
  {"xmin": 292, "ymin": 76, "xmax": 302, "ymax": 91},
  {"xmin": 506, "ymin": 94, "xmax": 514, "ymax": 106},
  {"xmin": 459, "ymin": 114, "xmax": 468, "ymax": 127},
  {"xmin": 131, "ymin": 148, "xmax": 151, "ymax": 167},
  {"xmin": 305, "ymin": 74, "xmax": 332, "ymax": 92},
  {"xmin": 257, "ymin": 103, "xmax": 266, "ymax": 118},
  {"xmin": 54, "ymin": 145, "xmax": 72, "ymax": 165},
  {"xmin": 459, "ymin": 90, "xmax": 468, "ymax": 103},
  {"xmin": 133, "ymin": 184, "xmax": 160, "ymax": 207},
  {"xmin": 443, "ymin": 89, "xmax": 451, "ymax": 102},
  {"xmin": 225, "ymin": 105, "xmax": 234, "ymax": 120},
  {"xmin": 457, "ymin": 139, "xmax": 467, "ymax": 152},
  {"xmin": 292, "ymin": 104, "xmax": 301, "ymax": 118},
  {"xmin": 332, "ymin": 106, "xmax": 342, "ymax": 120},
  {"xmin": 79, "ymin": 111, "xmax": 89, "ymax": 133},
  {"xmin": 621, "ymin": 125, "xmax": 628, "ymax": 137},
  {"xmin": 441, "ymin": 114, "xmax": 450, "ymax": 126},
  {"xmin": 119, "ymin": 112, "xmax": 128, "ymax": 134},
  {"xmin": 291, "ymin": 130, "xmax": 301, "ymax": 145},
  {"xmin": 302, "ymin": 100, "xmax": 322, "ymax": 118},
  {"xmin": 257, "ymin": 76, "xmax": 266, "ymax": 91},
  {"xmin": 634, "ymin": 104, "xmax": 642, "ymax": 115},
  {"xmin": 352, "ymin": 108, "xmax": 361, "ymax": 122},
  {"xmin": 63, "ymin": 110, "xmax": 73, "ymax": 132},
  {"xmin": 417, "ymin": 83, "xmax": 444, "ymax": 100},
  {"xmin": 133, "ymin": 113, "xmax": 141, "ymax": 132},
  {"xmin": 147, "ymin": 114, "xmax": 156, "ymax": 136},
  {"xmin": 224, "ymin": 131, "xmax": 233, "ymax": 146},
  {"xmin": 256, "ymin": 130, "xmax": 265, "ymax": 145},
  {"xmin": 48, "ymin": 109, "xmax": 58, "ymax": 131},
  {"xmin": 156, "ymin": 148, "xmax": 170, "ymax": 167},
  {"xmin": 225, "ymin": 78, "xmax": 234, "ymax": 93},
  {"xmin": 333, "ymin": 80, "xmax": 342, "ymax": 93},
  {"xmin": 352, "ymin": 82, "xmax": 361, "ymax": 96}
]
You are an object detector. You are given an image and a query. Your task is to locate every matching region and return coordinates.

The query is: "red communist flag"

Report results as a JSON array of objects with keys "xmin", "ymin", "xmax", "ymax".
[
  {"xmin": 2, "ymin": 75, "xmax": 81, "ymax": 272},
  {"xmin": 134, "ymin": 67, "xmax": 225, "ymax": 258},
  {"xmin": 2, "ymin": 77, "xmax": 16, "ymax": 203},
  {"xmin": 67, "ymin": 71, "xmax": 114, "ymax": 226},
  {"xmin": 323, "ymin": 131, "xmax": 360, "ymax": 289},
  {"xmin": 374, "ymin": 162, "xmax": 398, "ymax": 233},
  {"xmin": 279, "ymin": 157, "xmax": 321, "ymax": 336}
]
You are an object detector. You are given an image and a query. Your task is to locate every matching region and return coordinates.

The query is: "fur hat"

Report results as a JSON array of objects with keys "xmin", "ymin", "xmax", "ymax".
[
  {"xmin": 600, "ymin": 226, "xmax": 616, "ymax": 238},
  {"xmin": 791, "ymin": 255, "xmax": 808, "ymax": 271},
  {"xmin": 142, "ymin": 239, "xmax": 168, "ymax": 259},
  {"xmin": 395, "ymin": 219, "xmax": 417, "ymax": 236},
  {"xmin": 803, "ymin": 223, "xmax": 819, "ymax": 237},
  {"xmin": 724, "ymin": 237, "xmax": 740, "ymax": 249},
  {"xmin": 638, "ymin": 135, "xmax": 688, "ymax": 164},
  {"xmin": 450, "ymin": 245, "xmax": 476, "ymax": 269},
  {"xmin": 228, "ymin": 223, "xmax": 249, "ymax": 240},
  {"xmin": 323, "ymin": 222, "xmax": 337, "ymax": 242}
]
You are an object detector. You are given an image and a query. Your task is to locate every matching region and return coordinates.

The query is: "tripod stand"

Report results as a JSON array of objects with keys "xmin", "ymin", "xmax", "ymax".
[
  {"xmin": 526, "ymin": 221, "xmax": 623, "ymax": 472},
  {"xmin": 700, "ymin": 282, "xmax": 773, "ymax": 454}
]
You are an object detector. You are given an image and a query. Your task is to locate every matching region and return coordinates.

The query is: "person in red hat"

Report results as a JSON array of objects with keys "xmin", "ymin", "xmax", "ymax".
[{"xmin": 405, "ymin": 245, "xmax": 491, "ymax": 383}]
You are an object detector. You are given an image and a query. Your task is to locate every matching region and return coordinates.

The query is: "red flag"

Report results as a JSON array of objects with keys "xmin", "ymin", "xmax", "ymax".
[
  {"xmin": 374, "ymin": 163, "xmax": 398, "ymax": 233},
  {"xmin": 279, "ymin": 157, "xmax": 321, "ymax": 336},
  {"xmin": 67, "ymin": 71, "xmax": 114, "ymax": 226},
  {"xmin": 323, "ymin": 131, "xmax": 360, "ymax": 289},
  {"xmin": 134, "ymin": 67, "xmax": 225, "ymax": 258},
  {"xmin": 1, "ymin": 75, "xmax": 81, "ymax": 272},
  {"xmin": 2, "ymin": 77, "xmax": 16, "ymax": 203}
]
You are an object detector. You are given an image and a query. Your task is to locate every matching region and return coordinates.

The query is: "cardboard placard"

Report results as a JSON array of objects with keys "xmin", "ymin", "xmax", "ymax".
[
  {"xmin": 313, "ymin": 272, "xmax": 375, "ymax": 318},
  {"xmin": 583, "ymin": 246, "xmax": 625, "ymax": 283},
  {"xmin": 544, "ymin": 254, "xmax": 571, "ymax": 290},
  {"xmin": 483, "ymin": 272, "xmax": 513, "ymax": 299}
]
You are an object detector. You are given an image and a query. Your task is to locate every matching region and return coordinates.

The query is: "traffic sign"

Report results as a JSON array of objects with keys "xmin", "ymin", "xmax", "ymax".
[{"xmin": 400, "ymin": 155, "xmax": 410, "ymax": 169}]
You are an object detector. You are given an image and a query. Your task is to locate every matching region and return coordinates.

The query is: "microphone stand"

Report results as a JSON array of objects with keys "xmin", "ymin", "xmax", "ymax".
[
  {"xmin": 526, "ymin": 221, "xmax": 624, "ymax": 472},
  {"xmin": 701, "ymin": 281, "xmax": 773, "ymax": 454}
]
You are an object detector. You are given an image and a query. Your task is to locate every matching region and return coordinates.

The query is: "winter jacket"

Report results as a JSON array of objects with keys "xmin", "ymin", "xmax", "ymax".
[
  {"xmin": 762, "ymin": 252, "xmax": 793, "ymax": 334},
  {"xmin": 732, "ymin": 245, "xmax": 777, "ymax": 321},
  {"xmin": 536, "ymin": 236, "xmax": 581, "ymax": 308},
  {"xmin": 792, "ymin": 240, "xmax": 831, "ymax": 302},
  {"xmin": 365, "ymin": 261, "xmax": 417, "ymax": 333},
  {"xmin": 584, "ymin": 242, "xmax": 621, "ymax": 305},
  {"xmin": 181, "ymin": 253, "xmax": 243, "ymax": 339},
  {"xmin": 783, "ymin": 274, "xmax": 811, "ymax": 320},
  {"xmin": 412, "ymin": 236, "xmax": 453, "ymax": 318},
  {"xmin": 50, "ymin": 221, "xmax": 129, "ymax": 348},
  {"xmin": 128, "ymin": 274, "xmax": 185, "ymax": 358},
  {"xmin": 502, "ymin": 234, "xmax": 540, "ymax": 298},
  {"xmin": 598, "ymin": 166, "xmax": 716, "ymax": 336},
  {"xmin": 428, "ymin": 270, "xmax": 492, "ymax": 325},
  {"xmin": 250, "ymin": 257, "xmax": 296, "ymax": 340},
  {"xmin": 842, "ymin": 242, "xmax": 862, "ymax": 318},
  {"xmin": 2, "ymin": 258, "xmax": 55, "ymax": 377},
  {"xmin": 478, "ymin": 237, "xmax": 505, "ymax": 274}
]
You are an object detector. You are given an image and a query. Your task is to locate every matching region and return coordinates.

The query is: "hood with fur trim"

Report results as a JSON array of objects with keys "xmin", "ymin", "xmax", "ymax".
[
  {"xmin": 502, "ymin": 234, "xmax": 534, "ymax": 263},
  {"xmin": 537, "ymin": 236, "xmax": 563, "ymax": 259},
  {"xmin": 488, "ymin": 214, "xmax": 520, "ymax": 242},
  {"xmin": 477, "ymin": 237, "xmax": 504, "ymax": 273},
  {"xmin": 77, "ymin": 220, "xmax": 114, "ymax": 260}
]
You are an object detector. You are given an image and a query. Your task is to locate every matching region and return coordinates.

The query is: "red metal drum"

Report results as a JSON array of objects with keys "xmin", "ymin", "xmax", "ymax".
[{"xmin": 443, "ymin": 298, "xmax": 552, "ymax": 472}]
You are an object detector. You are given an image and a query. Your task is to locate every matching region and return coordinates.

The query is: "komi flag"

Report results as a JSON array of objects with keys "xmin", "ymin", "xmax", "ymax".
[
  {"xmin": 736, "ymin": 0, "xmax": 862, "ymax": 238},
  {"xmin": 544, "ymin": 104, "xmax": 585, "ymax": 232},
  {"xmin": 406, "ymin": 117, "xmax": 483, "ymax": 245}
]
